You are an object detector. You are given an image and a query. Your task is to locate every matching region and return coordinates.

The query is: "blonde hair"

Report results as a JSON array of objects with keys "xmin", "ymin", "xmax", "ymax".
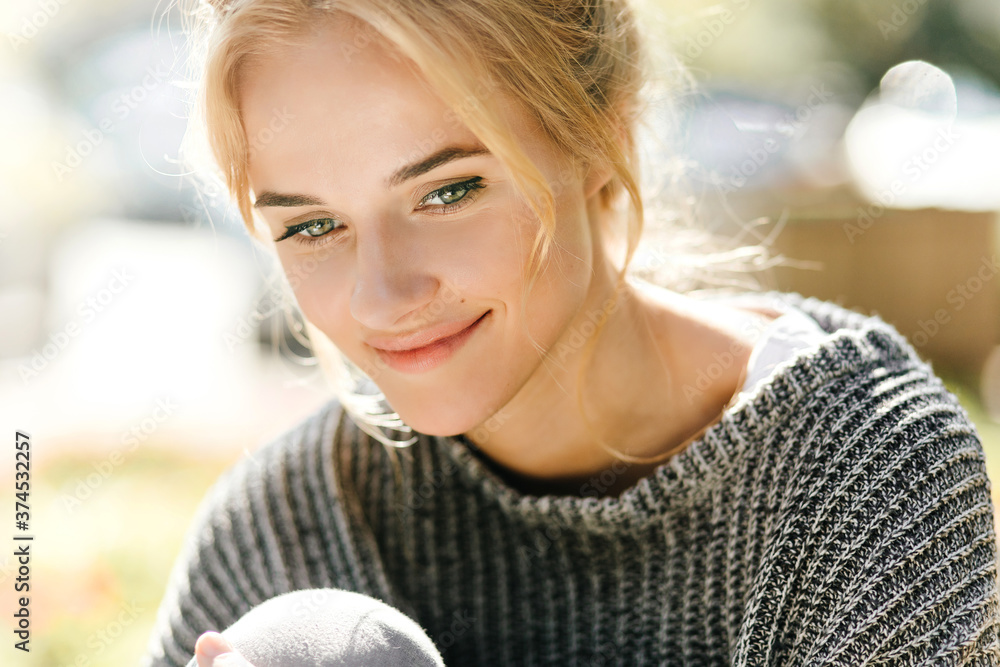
[{"xmin": 179, "ymin": 0, "xmax": 780, "ymax": 467}]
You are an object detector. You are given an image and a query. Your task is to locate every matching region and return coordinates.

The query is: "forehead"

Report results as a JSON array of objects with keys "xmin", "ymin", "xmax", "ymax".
[
  {"xmin": 240, "ymin": 17, "xmax": 502, "ymax": 172},
  {"xmin": 237, "ymin": 22, "xmax": 468, "ymax": 186},
  {"xmin": 239, "ymin": 17, "xmax": 442, "ymax": 129},
  {"xmin": 234, "ymin": 13, "xmax": 564, "ymax": 195}
]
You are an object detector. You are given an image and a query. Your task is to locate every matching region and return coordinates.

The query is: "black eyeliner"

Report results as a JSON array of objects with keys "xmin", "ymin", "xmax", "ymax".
[
  {"xmin": 274, "ymin": 222, "xmax": 310, "ymax": 243},
  {"xmin": 274, "ymin": 218, "xmax": 339, "ymax": 243}
]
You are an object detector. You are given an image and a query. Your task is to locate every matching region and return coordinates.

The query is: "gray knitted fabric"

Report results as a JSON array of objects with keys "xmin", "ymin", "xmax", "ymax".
[{"xmin": 141, "ymin": 291, "xmax": 1000, "ymax": 666}]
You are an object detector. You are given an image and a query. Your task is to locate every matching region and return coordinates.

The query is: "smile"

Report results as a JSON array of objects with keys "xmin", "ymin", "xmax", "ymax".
[{"xmin": 373, "ymin": 311, "xmax": 490, "ymax": 374}]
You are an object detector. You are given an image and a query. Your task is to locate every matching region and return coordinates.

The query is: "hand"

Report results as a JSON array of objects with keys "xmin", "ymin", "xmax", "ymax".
[{"xmin": 195, "ymin": 631, "xmax": 256, "ymax": 667}]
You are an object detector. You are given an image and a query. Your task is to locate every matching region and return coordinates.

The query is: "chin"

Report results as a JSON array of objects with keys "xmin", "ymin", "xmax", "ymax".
[
  {"xmin": 395, "ymin": 414, "xmax": 475, "ymax": 440},
  {"xmin": 381, "ymin": 394, "xmax": 484, "ymax": 439},
  {"xmin": 386, "ymin": 388, "xmax": 497, "ymax": 437}
]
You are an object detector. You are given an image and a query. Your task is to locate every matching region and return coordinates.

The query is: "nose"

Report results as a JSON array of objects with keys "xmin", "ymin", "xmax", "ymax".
[{"xmin": 349, "ymin": 220, "xmax": 440, "ymax": 332}]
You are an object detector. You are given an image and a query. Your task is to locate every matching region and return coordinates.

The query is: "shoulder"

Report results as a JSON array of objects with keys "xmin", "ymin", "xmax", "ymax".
[
  {"xmin": 711, "ymin": 291, "xmax": 996, "ymax": 562},
  {"xmin": 732, "ymin": 291, "xmax": 985, "ymax": 458},
  {"xmin": 732, "ymin": 293, "xmax": 988, "ymax": 485},
  {"xmin": 717, "ymin": 293, "xmax": 1000, "ymax": 663}
]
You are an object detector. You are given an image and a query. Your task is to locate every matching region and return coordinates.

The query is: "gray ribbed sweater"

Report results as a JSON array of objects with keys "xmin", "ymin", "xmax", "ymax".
[{"xmin": 141, "ymin": 291, "xmax": 1000, "ymax": 666}]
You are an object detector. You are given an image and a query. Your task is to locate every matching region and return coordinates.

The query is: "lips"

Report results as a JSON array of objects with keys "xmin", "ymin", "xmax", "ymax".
[
  {"xmin": 366, "ymin": 312, "xmax": 490, "ymax": 352},
  {"xmin": 369, "ymin": 311, "xmax": 490, "ymax": 375}
]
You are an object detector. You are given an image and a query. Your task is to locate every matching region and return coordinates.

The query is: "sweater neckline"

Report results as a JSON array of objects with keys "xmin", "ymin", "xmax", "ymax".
[{"xmin": 426, "ymin": 290, "xmax": 924, "ymax": 530}]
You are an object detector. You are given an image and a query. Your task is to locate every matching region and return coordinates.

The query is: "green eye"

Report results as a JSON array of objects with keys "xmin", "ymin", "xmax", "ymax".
[
  {"xmin": 300, "ymin": 219, "xmax": 338, "ymax": 237},
  {"xmin": 438, "ymin": 184, "xmax": 469, "ymax": 204},
  {"xmin": 419, "ymin": 177, "xmax": 486, "ymax": 209},
  {"xmin": 274, "ymin": 217, "xmax": 344, "ymax": 245}
]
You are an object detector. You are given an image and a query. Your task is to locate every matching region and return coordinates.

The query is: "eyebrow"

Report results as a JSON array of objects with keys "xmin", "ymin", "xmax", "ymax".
[{"xmin": 252, "ymin": 143, "xmax": 492, "ymax": 209}]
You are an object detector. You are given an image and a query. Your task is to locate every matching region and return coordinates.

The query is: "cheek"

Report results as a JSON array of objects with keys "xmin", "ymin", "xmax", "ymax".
[
  {"xmin": 528, "ymin": 186, "xmax": 593, "ymax": 282},
  {"xmin": 402, "ymin": 203, "xmax": 534, "ymax": 302},
  {"xmin": 502, "ymin": 191, "xmax": 593, "ymax": 337},
  {"xmin": 470, "ymin": 213, "xmax": 533, "ymax": 297},
  {"xmin": 277, "ymin": 251, "xmax": 352, "ymax": 335}
]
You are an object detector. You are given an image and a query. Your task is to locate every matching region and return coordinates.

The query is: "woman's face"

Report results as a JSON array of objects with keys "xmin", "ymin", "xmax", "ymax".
[{"xmin": 240, "ymin": 16, "xmax": 609, "ymax": 436}]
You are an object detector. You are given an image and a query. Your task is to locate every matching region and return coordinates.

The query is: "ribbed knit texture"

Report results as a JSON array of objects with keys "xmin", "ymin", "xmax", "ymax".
[{"xmin": 140, "ymin": 291, "xmax": 1000, "ymax": 666}]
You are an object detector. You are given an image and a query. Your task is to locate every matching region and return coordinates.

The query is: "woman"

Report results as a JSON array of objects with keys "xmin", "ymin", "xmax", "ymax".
[{"xmin": 142, "ymin": 0, "xmax": 1000, "ymax": 665}]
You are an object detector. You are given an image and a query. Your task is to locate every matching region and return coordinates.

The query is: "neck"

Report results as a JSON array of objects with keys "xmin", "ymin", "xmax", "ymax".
[{"xmin": 462, "ymin": 257, "xmax": 754, "ymax": 498}]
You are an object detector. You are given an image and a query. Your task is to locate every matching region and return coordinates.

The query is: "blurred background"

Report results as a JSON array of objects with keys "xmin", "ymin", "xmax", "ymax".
[{"xmin": 0, "ymin": 0, "xmax": 999, "ymax": 664}]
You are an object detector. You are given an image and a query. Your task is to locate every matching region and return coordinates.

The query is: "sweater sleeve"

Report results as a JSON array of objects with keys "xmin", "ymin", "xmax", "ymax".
[
  {"xmin": 138, "ymin": 400, "xmax": 354, "ymax": 667},
  {"xmin": 736, "ymin": 371, "xmax": 1000, "ymax": 666}
]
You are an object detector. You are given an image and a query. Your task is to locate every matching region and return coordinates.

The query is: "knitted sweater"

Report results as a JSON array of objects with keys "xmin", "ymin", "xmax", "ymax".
[{"xmin": 141, "ymin": 291, "xmax": 1000, "ymax": 666}]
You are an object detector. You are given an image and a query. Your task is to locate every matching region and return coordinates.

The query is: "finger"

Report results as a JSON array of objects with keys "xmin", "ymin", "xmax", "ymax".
[{"xmin": 194, "ymin": 631, "xmax": 235, "ymax": 667}]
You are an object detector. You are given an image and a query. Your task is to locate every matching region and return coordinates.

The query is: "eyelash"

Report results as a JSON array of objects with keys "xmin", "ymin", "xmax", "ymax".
[{"xmin": 275, "ymin": 176, "xmax": 487, "ymax": 247}]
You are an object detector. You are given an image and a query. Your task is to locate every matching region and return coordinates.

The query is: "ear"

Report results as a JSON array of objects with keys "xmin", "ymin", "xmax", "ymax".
[
  {"xmin": 583, "ymin": 158, "xmax": 615, "ymax": 201},
  {"xmin": 582, "ymin": 112, "xmax": 626, "ymax": 201}
]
